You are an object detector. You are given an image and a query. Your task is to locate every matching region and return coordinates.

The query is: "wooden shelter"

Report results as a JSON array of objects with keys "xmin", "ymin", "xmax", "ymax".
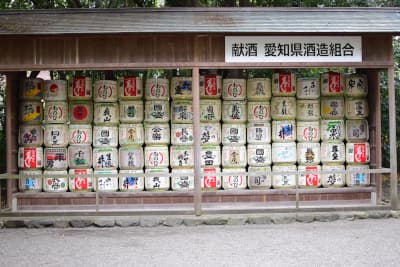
[{"xmin": 0, "ymin": 8, "xmax": 399, "ymax": 214}]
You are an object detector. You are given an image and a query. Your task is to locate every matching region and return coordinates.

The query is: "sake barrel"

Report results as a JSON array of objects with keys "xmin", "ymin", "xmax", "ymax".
[
  {"xmin": 296, "ymin": 99, "xmax": 320, "ymax": 121},
  {"xmin": 321, "ymin": 96, "xmax": 345, "ymax": 119},
  {"xmin": 20, "ymin": 78, "xmax": 43, "ymax": 100},
  {"xmin": 19, "ymin": 170, "xmax": 42, "ymax": 192},
  {"xmin": 18, "ymin": 147, "xmax": 43, "ymax": 169},
  {"xmin": 222, "ymin": 145, "xmax": 247, "ymax": 168},
  {"xmin": 145, "ymin": 168, "xmax": 170, "ymax": 191},
  {"xmin": 94, "ymin": 169, "xmax": 118, "ymax": 192},
  {"xmin": 93, "ymin": 80, "xmax": 118, "ymax": 102},
  {"xmin": 69, "ymin": 124, "xmax": 93, "ymax": 145},
  {"xmin": 320, "ymin": 72, "xmax": 344, "ymax": 96},
  {"xmin": 345, "ymin": 74, "xmax": 368, "ymax": 97},
  {"xmin": 145, "ymin": 77, "xmax": 169, "ymax": 100},
  {"xmin": 19, "ymin": 124, "xmax": 43, "ymax": 146},
  {"xmin": 345, "ymin": 97, "xmax": 369, "ymax": 119},
  {"xmin": 170, "ymin": 145, "xmax": 194, "ymax": 168},
  {"xmin": 272, "ymin": 120, "xmax": 296, "ymax": 142},
  {"xmin": 321, "ymin": 119, "xmax": 345, "ymax": 142},
  {"xmin": 43, "ymin": 170, "xmax": 68, "ymax": 192},
  {"xmin": 272, "ymin": 73, "xmax": 296, "ymax": 96},
  {"xmin": 44, "ymin": 80, "xmax": 67, "ymax": 101},
  {"xmin": 44, "ymin": 147, "xmax": 68, "ymax": 170},
  {"xmin": 296, "ymin": 77, "xmax": 320, "ymax": 99},
  {"xmin": 68, "ymin": 145, "xmax": 92, "ymax": 169},
  {"xmin": 118, "ymin": 76, "xmax": 143, "ymax": 100},
  {"xmin": 221, "ymin": 123, "xmax": 246, "ymax": 145},
  {"xmin": 200, "ymin": 99, "xmax": 222, "ymax": 122},
  {"xmin": 298, "ymin": 165, "xmax": 321, "ymax": 188},
  {"xmin": 144, "ymin": 145, "xmax": 169, "ymax": 168},
  {"xmin": 321, "ymin": 164, "xmax": 345, "ymax": 188},
  {"xmin": 346, "ymin": 164, "xmax": 370, "ymax": 187},
  {"xmin": 119, "ymin": 145, "xmax": 144, "ymax": 170},
  {"xmin": 144, "ymin": 100, "xmax": 170, "ymax": 122},
  {"xmin": 271, "ymin": 142, "xmax": 297, "ymax": 164},
  {"xmin": 200, "ymin": 145, "xmax": 221, "ymax": 167},
  {"xmin": 200, "ymin": 75, "xmax": 222, "ymax": 98},
  {"xmin": 94, "ymin": 102, "xmax": 119, "ymax": 125},
  {"xmin": 68, "ymin": 77, "xmax": 92, "ymax": 100},
  {"xmin": 248, "ymin": 166, "xmax": 272, "ymax": 190},
  {"xmin": 201, "ymin": 123, "xmax": 222, "ymax": 145},
  {"xmin": 92, "ymin": 147, "xmax": 118, "ymax": 170},
  {"xmin": 119, "ymin": 170, "xmax": 145, "ymax": 192},
  {"xmin": 171, "ymin": 100, "xmax": 193, "ymax": 123},
  {"xmin": 119, "ymin": 123, "xmax": 144, "ymax": 146},
  {"xmin": 69, "ymin": 101, "xmax": 93, "ymax": 124},
  {"xmin": 270, "ymin": 97, "xmax": 296, "ymax": 120},
  {"xmin": 320, "ymin": 142, "xmax": 346, "ymax": 164},
  {"xmin": 247, "ymin": 122, "xmax": 271, "ymax": 144},
  {"xmin": 247, "ymin": 144, "xmax": 272, "ymax": 167},
  {"xmin": 44, "ymin": 124, "xmax": 68, "ymax": 147},
  {"xmin": 201, "ymin": 167, "xmax": 222, "ymax": 190},
  {"xmin": 144, "ymin": 123, "xmax": 170, "ymax": 145},
  {"xmin": 223, "ymin": 78, "xmax": 246, "ymax": 100},
  {"xmin": 346, "ymin": 119, "xmax": 369, "ymax": 142},
  {"xmin": 272, "ymin": 165, "xmax": 297, "ymax": 189},
  {"xmin": 247, "ymin": 78, "xmax": 271, "ymax": 100},
  {"xmin": 171, "ymin": 77, "xmax": 192, "ymax": 99},
  {"xmin": 44, "ymin": 101, "xmax": 68, "ymax": 123},
  {"xmin": 171, "ymin": 169, "xmax": 194, "ymax": 191},
  {"xmin": 222, "ymin": 168, "xmax": 247, "ymax": 190},
  {"xmin": 69, "ymin": 168, "xmax": 94, "ymax": 192},
  {"xmin": 222, "ymin": 100, "xmax": 247, "ymax": 123},
  {"xmin": 296, "ymin": 121, "xmax": 320, "ymax": 143},
  {"xmin": 20, "ymin": 101, "xmax": 42, "ymax": 123},
  {"xmin": 297, "ymin": 142, "xmax": 321, "ymax": 165},
  {"xmin": 171, "ymin": 123, "xmax": 194, "ymax": 145},
  {"xmin": 119, "ymin": 100, "xmax": 144, "ymax": 123},
  {"xmin": 93, "ymin": 126, "xmax": 118, "ymax": 147},
  {"xmin": 346, "ymin": 142, "xmax": 370, "ymax": 164},
  {"xmin": 247, "ymin": 101, "xmax": 271, "ymax": 122}
]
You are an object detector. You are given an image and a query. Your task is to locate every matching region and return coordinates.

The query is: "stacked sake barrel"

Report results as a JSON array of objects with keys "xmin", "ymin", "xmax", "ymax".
[
  {"xmin": 118, "ymin": 76, "xmax": 145, "ymax": 191},
  {"xmin": 68, "ymin": 77, "xmax": 94, "ymax": 192},
  {"xmin": 42, "ymin": 79, "xmax": 69, "ymax": 192},
  {"xmin": 296, "ymin": 76, "xmax": 321, "ymax": 188},
  {"xmin": 270, "ymin": 73, "xmax": 298, "ymax": 189},
  {"xmin": 344, "ymin": 74, "xmax": 370, "ymax": 187},
  {"xmin": 169, "ymin": 77, "xmax": 195, "ymax": 191},
  {"xmin": 92, "ymin": 79, "xmax": 119, "ymax": 192},
  {"xmin": 144, "ymin": 77, "xmax": 170, "ymax": 191},
  {"xmin": 246, "ymin": 77, "xmax": 272, "ymax": 189},
  {"xmin": 320, "ymin": 72, "xmax": 370, "ymax": 187},
  {"xmin": 221, "ymin": 78, "xmax": 248, "ymax": 189},
  {"xmin": 18, "ymin": 78, "xmax": 44, "ymax": 192},
  {"xmin": 199, "ymin": 75, "xmax": 222, "ymax": 190}
]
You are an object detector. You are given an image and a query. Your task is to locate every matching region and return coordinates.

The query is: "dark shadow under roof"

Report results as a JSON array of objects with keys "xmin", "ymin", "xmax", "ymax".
[{"xmin": 0, "ymin": 7, "xmax": 399, "ymax": 35}]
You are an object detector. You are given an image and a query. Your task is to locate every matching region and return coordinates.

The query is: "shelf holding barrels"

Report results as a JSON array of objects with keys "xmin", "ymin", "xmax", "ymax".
[{"xmin": 16, "ymin": 70, "xmax": 371, "ymax": 194}]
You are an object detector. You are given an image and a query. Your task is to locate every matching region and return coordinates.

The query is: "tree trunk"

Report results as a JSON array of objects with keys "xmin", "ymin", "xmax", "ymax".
[
  {"xmin": 221, "ymin": 0, "xmax": 236, "ymax": 7},
  {"xmin": 239, "ymin": 0, "xmax": 250, "ymax": 6}
]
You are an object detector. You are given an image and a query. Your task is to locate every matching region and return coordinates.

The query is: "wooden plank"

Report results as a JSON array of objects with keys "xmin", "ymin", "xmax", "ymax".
[{"xmin": 388, "ymin": 65, "xmax": 398, "ymax": 210}]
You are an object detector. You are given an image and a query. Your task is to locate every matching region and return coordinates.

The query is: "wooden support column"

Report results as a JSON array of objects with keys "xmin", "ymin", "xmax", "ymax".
[
  {"xmin": 388, "ymin": 65, "xmax": 398, "ymax": 210},
  {"xmin": 366, "ymin": 69, "xmax": 382, "ymax": 203},
  {"xmin": 192, "ymin": 67, "xmax": 202, "ymax": 216},
  {"xmin": 5, "ymin": 72, "xmax": 21, "ymax": 209}
]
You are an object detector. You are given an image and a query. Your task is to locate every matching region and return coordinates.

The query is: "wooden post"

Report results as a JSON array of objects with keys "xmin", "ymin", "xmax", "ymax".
[
  {"xmin": 388, "ymin": 66, "xmax": 398, "ymax": 210},
  {"xmin": 5, "ymin": 72, "xmax": 20, "ymax": 209},
  {"xmin": 192, "ymin": 67, "xmax": 202, "ymax": 216}
]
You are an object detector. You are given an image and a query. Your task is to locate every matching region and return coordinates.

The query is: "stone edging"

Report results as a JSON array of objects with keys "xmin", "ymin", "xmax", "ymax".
[{"xmin": 1, "ymin": 210, "xmax": 399, "ymax": 229}]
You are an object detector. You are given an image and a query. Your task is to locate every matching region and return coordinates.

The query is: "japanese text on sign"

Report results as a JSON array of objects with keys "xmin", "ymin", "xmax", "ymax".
[{"xmin": 225, "ymin": 36, "xmax": 362, "ymax": 63}]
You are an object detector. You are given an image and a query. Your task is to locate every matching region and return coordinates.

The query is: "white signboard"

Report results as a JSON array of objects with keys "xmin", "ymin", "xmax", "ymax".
[{"xmin": 225, "ymin": 36, "xmax": 362, "ymax": 63}]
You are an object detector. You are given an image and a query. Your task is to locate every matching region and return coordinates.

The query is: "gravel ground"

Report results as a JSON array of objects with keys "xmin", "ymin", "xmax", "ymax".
[{"xmin": 1, "ymin": 218, "xmax": 400, "ymax": 267}]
